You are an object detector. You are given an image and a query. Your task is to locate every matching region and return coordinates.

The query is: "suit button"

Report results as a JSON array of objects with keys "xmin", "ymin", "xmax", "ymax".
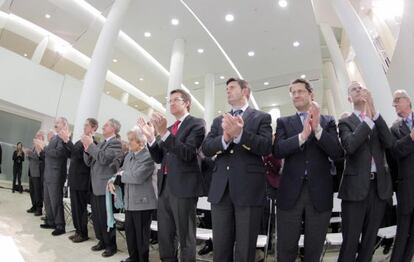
[
  {"xmin": 230, "ymin": 150, "xmax": 234, "ymax": 154},
  {"xmin": 226, "ymin": 166, "xmax": 230, "ymax": 170}
]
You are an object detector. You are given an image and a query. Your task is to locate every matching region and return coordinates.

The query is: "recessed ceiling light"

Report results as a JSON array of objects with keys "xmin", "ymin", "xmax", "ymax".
[
  {"xmin": 248, "ymin": 51, "xmax": 255, "ymax": 57},
  {"xmin": 293, "ymin": 41, "xmax": 300, "ymax": 47},
  {"xmin": 134, "ymin": 105, "xmax": 138, "ymax": 108},
  {"xmin": 225, "ymin": 14, "xmax": 234, "ymax": 22},
  {"xmin": 264, "ymin": 82, "xmax": 269, "ymax": 86},
  {"xmin": 171, "ymin": 18, "xmax": 179, "ymax": 26},
  {"xmin": 219, "ymin": 76, "xmax": 225, "ymax": 79},
  {"xmin": 272, "ymin": 103, "xmax": 277, "ymax": 106},
  {"xmin": 112, "ymin": 58, "xmax": 118, "ymax": 63},
  {"xmin": 194, "ymin": 81, "xmax": 199, "ymax": 85},
  {"xmin": 106, "ymin": 91, "xmax": 110, "ymax": 94},
  {"xmin": 23, "ymin": 53, "xmax": 28, "ymax": 57},
  {"xmin": 278, "ymin": 0, "xmax": 288, "ymax": 8},
  {"xmin": 300, "ymin": 74, "xmax": 306, "ymax": 79},
  {"xmin": 360, "ymin": 6, "xmax": 365, "ymax": 11},
  {"xmin": 144, "ymin": 32, "xmax": 151, "ymax": 38},
  {"xmin": 139, "ymin": 78, "xmax": 144, "ymax": 81},
  {"xmin": 45, "ymin": 14, "xmax": 51, "ymax": 19},
  {"xmin": 218, "ymin": 110, "xmax": 222, "ymax": 114},
  {"xmin": 197, "ymin": 48, "xmax": 204, "ymax": 54}
]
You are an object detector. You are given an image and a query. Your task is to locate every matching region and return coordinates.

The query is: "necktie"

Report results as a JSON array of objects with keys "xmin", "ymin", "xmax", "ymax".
[
  {"xmin": 171, "ymin": 120, "xmax": 181, "ymax": 136},
  {"xmin": 232, "ymin": 109, "xmax": 243, "ymax": 117},
  {"xmin": 406, "ymin": 118, "xmax": 413, "ymax": 130},
  {"xmin": 299, "ymin": 112, "xmax": 308, "ymax": 124}
]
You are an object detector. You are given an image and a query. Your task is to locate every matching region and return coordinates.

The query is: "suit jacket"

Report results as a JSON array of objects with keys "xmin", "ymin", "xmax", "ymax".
[
  {"xmin": 202, "ymin": 107, "xmax": 272, "ymax": 206},
  {"xmin": 121, "ymin": 148, "xmax": 157, "ymax": 211},
  {"xmin": 44, "ymin": 135, "xmax": 70, "ymax": 184},
  {"xmin": 27, "ymin": 148, "xmax": 41, "ymax": 178},
  {"xmin": 274, "ymin": 114, "xmax": 343, "ymax": 211},
  {"xmin": 390, "ymin": 118, "xmax": 414, "ymax": 214},
  {"xmin": 65, "ymin": 140, "xmax": 95, "ymax": 191},
  {"xmin": 148, "ymin": 115, "xmax": 205, "ymax": 198},
  {"xmin": 338, "ymin": 113, "xmax": 393, "ymax": 201},
  {"xmin": 84, "ymin": 137, "xmax": 122, "ymax": 196}
]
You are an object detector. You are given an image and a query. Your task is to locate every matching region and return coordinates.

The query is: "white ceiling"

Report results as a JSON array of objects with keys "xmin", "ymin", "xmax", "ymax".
[{"xmin": 0, "ymin": 0, "xmax": 341, "ymax": 117}]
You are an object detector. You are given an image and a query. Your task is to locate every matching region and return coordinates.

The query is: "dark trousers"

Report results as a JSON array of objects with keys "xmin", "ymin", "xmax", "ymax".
[
  {"xmin": 125, "ymin": 209, "xmax": 153, "ymax": 262},
  {"xmin": 390, "ymin": 208, "xmax": 414, "ymax": 262},
  {"xmin": 91, "ymin": 194, "xmax": 116, "ymax": 251},
  {"xmin": 277, "ymin": 182, "xmax": 331, "ymax": 262},
  {"xmin": 12, "ymin": 166, "xmax": 22, "ymax": 189},
  {"xmin": 338, "ymin": 180, "xmax": 387, "ymax": 262},
  {"xmin": 70, "ymin": 189, "xmax": 89, "ymax": 237},
  {"xmin": 44, "ymin": 182, "xmax": 65, "ymax": 229},
  {"xmin": 158, "ymin": 176, "xmax": 197, "ymax": 262},
  {"xmin": 29, "ymin": 176, "xmax": 43, "ymax": 211},
  {"xmin": 211, "ymin": 186, "xmax": 263, "ymax": 262}
]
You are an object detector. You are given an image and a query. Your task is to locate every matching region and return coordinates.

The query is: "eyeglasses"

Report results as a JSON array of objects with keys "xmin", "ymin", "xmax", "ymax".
[
  {"xmin": 167, "ymin": 98, "xmax": 184, "ymax": 104},
  {"xmin": 290, "ymin": 89, "xmax": 309, "ymax": 96}
]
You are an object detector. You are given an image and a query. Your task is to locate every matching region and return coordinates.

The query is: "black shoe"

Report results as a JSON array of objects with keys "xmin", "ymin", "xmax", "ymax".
[
  {"xmin": 68, "ymin": 233, "xmax": 78, "ymax": 241},
  {"xmin": 102, "ymin": 249, "xmax": 117, "ymax": 257},
  {"xmin": 72, "ymin": 235, "xmax": 89, "ymax": 243},
  {"xmin": 121, "ymin": 258, "xmax": 135, "ymax": 262},
  {"xmin": 12, "ymin": 190, "xmax": 15, "ymax": 193},
  {"xmin": 27, "ymin": 207, "xmax": 35, "ymax": 213},
  {"xmin": 41, "ymin": 216, "xmax": 47, "ymax": 221},
  {"xmin": 34, "ymin": 210, "xmax": 42, "ymax": 216},
  {"xmin": 51, "ymin": 228, "xmax": 65, "ymax": 236},
  {"xmin": 383, "ymin": 244, "xmax": 392, "ymax": 255},
  {"xmin": 198, "ymin": 241, "xmax": 213, "ymax": 256},
  {"xmin": 40, "ymin": 223, "xmax": 55, "ymax": 229},
  {"xmin": 91, "ymin": 242, "xmax": 105, "ymax": 251},
  {"xmin": 149, "ymin": 238, "xmax": 158, "ymax": 245}
]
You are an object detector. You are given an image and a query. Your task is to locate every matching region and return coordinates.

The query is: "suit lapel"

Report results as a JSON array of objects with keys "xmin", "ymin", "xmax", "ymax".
[
  {"xmin": 400, "ymin": 120, "xmax": 411, "ymax": 136},
  {"xmin": 176, "ymin": 115, "xmax": 191, "ymax": 136},
  {"xmin": 289, "ymin": 114, "xmax": 303, "ymax": 135},
  {"xmin": 242, "ymin": 107, "xmax": 254, "ymax": 123}
]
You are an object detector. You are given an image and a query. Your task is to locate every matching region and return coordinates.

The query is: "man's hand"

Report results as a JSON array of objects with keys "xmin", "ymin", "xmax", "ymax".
[
  {"xmin": 58, "ymin": 129, "xmax": 71, "ymax": 143},
  {"xmin": 151, "ymin": 112, "xmax": 168, "ymax": 137},
  {"xmin": 33, "ymin": 139, "xmax": 45, "ymax": 154},
  {"xmin": 222, "ymin": 114, "xmax": 244, "ymax": 140},
  {"xmin": 300, "ymin": 113, "xmax": 312, "ymax": 141},
  {"xmin": 107, "ymin": 181, "xmax": 116, "ymax": 195},
  {"xmin": 81, "ymin": 134, "xmax": 93, "ymax": 151},
  {"xmin": 137, "ymin": 117, "xmax": 155, "ymax": 142},
  {"xmin": 309, "ymin": 101, "xmax": 321, "ymax": 131}
]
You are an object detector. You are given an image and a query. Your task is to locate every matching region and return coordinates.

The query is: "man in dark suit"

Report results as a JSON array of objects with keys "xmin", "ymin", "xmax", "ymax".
[
  {"xmin": 138, "ymin": 88, "xmax": 205, "ymax": 262},
  {"xmin": 82, "ymin": 118, "xmax": 122, "ymax": 257},
  {"xmin": 338, "ymin": 81, "xmax": 393, "ymax": 262},
  {"xmin": 60, "ymin": 118, "xmax": 98, "ymax": 243},
  {"xmin": 39, "ymin": 117, "xmax": 70, "ymax": 236},
  {"xmin": 273, "ymin": 78, "xmax": 343, "ymax": 261},
  {"xmin": 202, "ymin": 78, "xmax": 272, "ymax": 262},
  {"xmin": 389, "ymin": 89, "xmax": 414, "ymax": 262},
  {"xmin": 26, "ymin": 130, "xmax": 46, "ymax": 216}
]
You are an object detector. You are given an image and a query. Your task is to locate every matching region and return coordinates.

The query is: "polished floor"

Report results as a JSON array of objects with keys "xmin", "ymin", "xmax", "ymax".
[{"xmin": 0, "ymin": 185, "xmax": 392, "ymax": 262}]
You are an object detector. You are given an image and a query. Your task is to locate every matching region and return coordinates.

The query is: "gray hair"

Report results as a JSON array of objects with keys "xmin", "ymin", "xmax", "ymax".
[
  {"xmin": 57, "ymin": 116, "xmax": 69, "ymax": 127},
  {"xmin": 128, "ymin": 126, "xmax": 147, "ymax": 145},
  {"xmin": 108, "ymin": 118, "xmax": 121, "ymax": 134}
]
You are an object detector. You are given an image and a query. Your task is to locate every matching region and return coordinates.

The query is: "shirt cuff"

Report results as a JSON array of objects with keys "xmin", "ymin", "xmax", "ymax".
[
  {"xmin": 373, "ymin": 112, "xmax": 380, "ymax": 121},
  {"xmin": 161, "ymin": 131, "xmax": 171, "ymax": 142},
  {"xmin": 232, "ymin": 130, "xmax": 243, "ymax": 144},
  {"xmin": 298, "ymin": 134, "xmax": 306, "ymax": 146},
  {"xmin": 221, "ymin": 136, "xmax": 230, "ymax": 150},
  {"xmin": 315, "ymin": 124, "xmax": 323, "ymax": 140},
  {"xmin": 364, "ymin": 118, "xmax": 375, "ymax": 129},
  {"xmin": 148, "ymin": 138, "xmax": 156, "ymax": 147}
]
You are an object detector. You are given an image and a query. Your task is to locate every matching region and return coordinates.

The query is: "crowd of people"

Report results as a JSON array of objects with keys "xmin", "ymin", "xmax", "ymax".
[{"xmin": 12, "ymin": 77, "xmax": 414, "ymax": 262}]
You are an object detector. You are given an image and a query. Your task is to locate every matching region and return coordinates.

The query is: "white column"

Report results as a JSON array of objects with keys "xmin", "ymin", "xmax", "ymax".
[
  {"xmin": 31, "ymin": 36, "xmax": 49, "ymax": 64},
  {"xmin": 72, "ymin": 0, "xmax": 131, "ymax": 141},
  {"xmin": 325, "ymin": 89, "xmax": 337, "ymax": 119},
  {"xmin": 166, "ymin": 38, "xmax": 185, "ymax": 122},
  {"xmin": 324, "ymin": 61, "xmax": 347, "ymax": 116},
  {"xmin": 204, "ymin": 73, "xmax": 215, "ymax": 131},
  {"xmin": 320, "ymin": 23, "xmax": 352, "ymax": 112},
  {"xmin": 120, "ymin": 92, "xmax": 129, "ymax": 104},
  {"xmin": 145, "ymin": 107, "xmax": 154, "ymax": 118},
  {"xmin": 332, "ymin": 0, "xmax": 394, "ymax": 124}
]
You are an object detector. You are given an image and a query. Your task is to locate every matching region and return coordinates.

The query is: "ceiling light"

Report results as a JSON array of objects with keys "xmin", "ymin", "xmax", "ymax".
[
  {"xmin": 45, "ymin": 14, "xmax": 51, "ymax": 19},
  {"xmin": 171, "ymin": 18, "xmax": 179, "ymax": 26},
  {"xmin": 278, "ymin": 0, "xmax": 288, "ymax": 8},
  {"xmin": 197, "ymin": 48, "xmax": 204, "ymax": 54},
  {"xmin": 218, "ymin": 110, "xmax": 222, "ymax": 114},
  {"xmin": 264, "ymin": 82, "xmax": 269, "ymax": 86},
  {"xmin": 134, "ymin": 105, "xmax": 138, "ymax": 108},
  {"xmin": 300, "ymin": 74, "xmax": 306, "ymax": 79},
  {"xmin": 112, "ymin": 58, "xmax": 118, "ymax": 63},
  {"xmin": 248, "ymin": 51, "xmax": 255, "ymax": 57},
  {"xmin": 219, "ymin": 76, "xmax": 225, "ymax": 79},
  {"xmin": 106, "ymin": 91, "xmax": 110, "ymax": 94},
  {"xmin": 144, "ymin": 32, "xmax": 151, "ymax": 38},
  {"xmin": 194, "ymin": 81, "xmax": 199, "ymax": 85},
  {"xmin": 225, "ymin": 14, "xmax": 234, "ymax": 22},
  {"xmin": 139, "ymin": 78, "xmax": 144, "ymax": 81},
  {"xmin": 293, "ymin": 41, "xmax": 300, "ymax": 47},
  {"xmin": 23, "ymin": 53, "xmax": 28, "ymax": 57}
]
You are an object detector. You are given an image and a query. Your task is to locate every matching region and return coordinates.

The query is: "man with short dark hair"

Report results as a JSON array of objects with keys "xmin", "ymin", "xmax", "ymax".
[
  {"xmin": 83, "ymin": 118, "xmax": 122, "ymax": 257},
  {"xmin": 139, "ymin": 88, "xmax": 205, "ymax": 262},
  {"xmin": 274, "ymin": 79, "xmax": 342, "ymax": 261},
  {"xmin": 60, "ymin": 118, "xmax": 98, "ymax": 243},
  {"xmin": 202, "ymin": 78, "xmax": 272, "ymax": 262}
]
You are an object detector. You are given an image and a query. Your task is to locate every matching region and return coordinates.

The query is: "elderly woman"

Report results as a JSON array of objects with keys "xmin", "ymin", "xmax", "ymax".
[{"xmin": 108, "ymin": 126, "xmax": 156, "ymax": 262}]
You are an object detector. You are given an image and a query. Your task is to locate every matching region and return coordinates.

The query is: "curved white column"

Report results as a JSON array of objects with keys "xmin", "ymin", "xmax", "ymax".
[
  {"xmin": 72, "ymin": 0, "xmax": 131, "ymax": 141},
  {"xmin": 32, "ymin": 36, "xmax": 49, "ymax": 64},
  {"xmin": 120, "ymin": 92, "xmax": 129, "ymax": 104},
  {"xmin": 324, "ymin": 61, "xmax": 348, "ymax": 117},
  {"xmin": 204, "ymin": 73, "xmax": 215, "ymax": 131},
  {"xmin": 332, "ymin": 0, "xmax": 394, "ymax": 124},
  {"xmin": 325, "ymin": 89, "xmax": 337, "ymax": 119}
]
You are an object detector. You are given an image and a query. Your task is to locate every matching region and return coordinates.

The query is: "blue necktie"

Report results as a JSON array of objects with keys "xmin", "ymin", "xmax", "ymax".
[
  {"xmin": 406, "ymin": 118, "xmax": 413, "ymax": 130},
  {"xmin": 232, "ymin": 109, "xmax": 243, "ymax": 117},
  {"xmin": 299, "ymin": 112, "xmax": 308, "ymax": 124}
]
